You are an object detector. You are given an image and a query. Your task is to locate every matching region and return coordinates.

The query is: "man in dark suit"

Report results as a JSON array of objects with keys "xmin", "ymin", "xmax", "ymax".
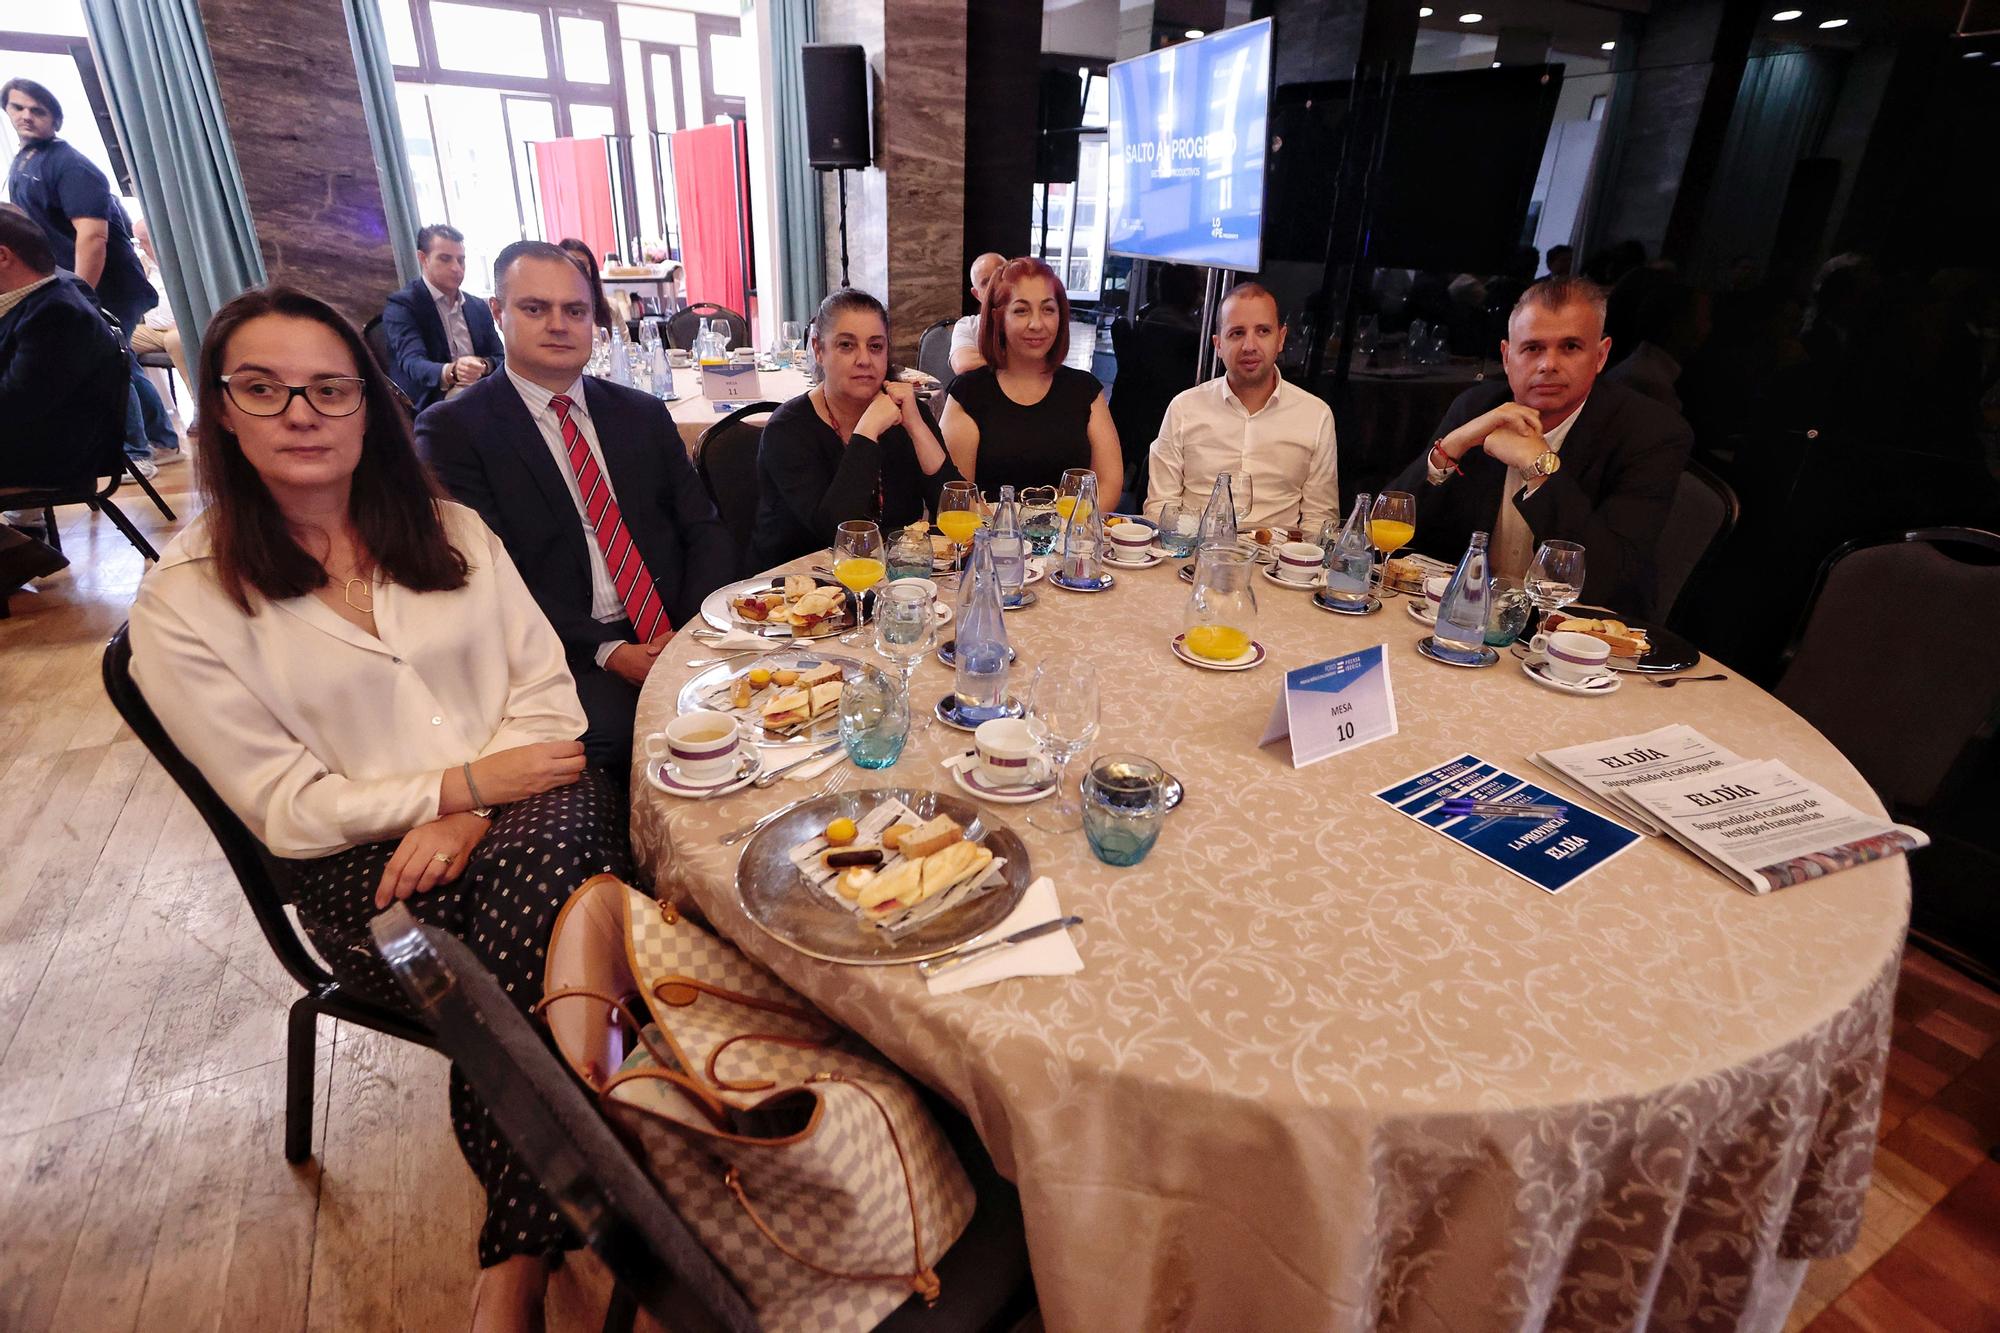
[
  {"xmin": 382, "ymin": 223, "xmax": 505, "ymax": 412},
  {"xmin": 417, "ymin": 240, "xmax": 735, "ymax": 770},
  {"xmin": 1389, "ymin": 276, "xmax": 1693, "ymax": 616},
  {"xmin": 0, "ymin": 203, "xmax": 126, "ymax": 593}
]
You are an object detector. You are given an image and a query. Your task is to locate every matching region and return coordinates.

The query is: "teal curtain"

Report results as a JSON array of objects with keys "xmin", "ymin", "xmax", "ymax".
[
  {"xmin": 82, "ymin": 0, "xmax": 265, "ymax": 377},
  {"xmin": 769, "ymin": 0, "xmax": 827, "ymax": 324},
  {"xmin": 344, "ymin": 0, "xmax": 421, "ymax": 286},
  {"xmin": 1693, "ymin": 49, "xmax": 1841, "ymax": 288}
]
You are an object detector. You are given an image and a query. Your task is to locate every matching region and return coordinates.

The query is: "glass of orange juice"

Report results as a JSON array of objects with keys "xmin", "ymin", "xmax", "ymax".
[
  {"xmin": 1182, "ymin": 550, "xmax": 1258, "ymax": 663},
  {"xmin": 833, "ymin": 520, "xmax": 884, "ymax": 640},
  {"xmin": 936, "ymin": 480, "xmax": 984, "ymax": 558},
  {"xmin": 1369, "ymin": 491, "xmax": 1416, "ymax": 556},
  {"xmin": 1054, "ymin": 467, "xmax": 1094, "ymax": 524}
]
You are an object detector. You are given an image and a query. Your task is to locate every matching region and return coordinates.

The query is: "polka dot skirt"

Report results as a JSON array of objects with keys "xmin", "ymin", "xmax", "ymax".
[{"xmin": 287, "ymin": 766, "xmax": 634, "ymax": 1268}]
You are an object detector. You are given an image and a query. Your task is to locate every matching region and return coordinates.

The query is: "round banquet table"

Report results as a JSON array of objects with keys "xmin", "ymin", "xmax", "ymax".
[{"xmin": 629, "ymin": 553, "xmax": 1908, "ymax": 1333}]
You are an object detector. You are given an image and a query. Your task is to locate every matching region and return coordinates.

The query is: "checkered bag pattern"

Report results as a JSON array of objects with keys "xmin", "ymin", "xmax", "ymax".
[{"xmin": 574, "ymin": 887, "xmax": 975, "ymax": 1331}]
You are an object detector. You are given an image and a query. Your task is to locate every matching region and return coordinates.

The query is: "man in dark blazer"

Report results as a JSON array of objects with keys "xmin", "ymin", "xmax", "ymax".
[
  {"xmin": 417, "ymin": 240, "xmax": 734, "ymax": 771},
  {"xmin": 382, "ymin": 223, "xmax": 505, "ymax": 412},
  {"xmin": 1389, "ymin": 276, "xmax": 1693, "ymax": 616}
]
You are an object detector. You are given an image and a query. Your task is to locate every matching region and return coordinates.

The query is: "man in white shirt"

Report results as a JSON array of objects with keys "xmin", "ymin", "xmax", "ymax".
[
  {"xmin": 1143, "ymin": 282, "xmax": 1338, "ymax": 532},
  {"xmin": 947, "ymin": 251, "xmax": 1005, "ymax": 375},
  {"xmin": 383, "ymin": 223, "xmax": 504, "ymax": 411}
]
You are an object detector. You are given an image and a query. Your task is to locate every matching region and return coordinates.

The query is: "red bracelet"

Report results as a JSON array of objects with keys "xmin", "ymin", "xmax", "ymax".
[{"xmin": 1430, "ymin": 443, "xmax": 1462, "ymax": 477}]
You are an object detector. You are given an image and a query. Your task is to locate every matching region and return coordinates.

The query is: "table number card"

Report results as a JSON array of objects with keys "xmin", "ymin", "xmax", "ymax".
[{"xmin": 1260, "ymin": 644, "xmax": 1399, "ymax": 767}]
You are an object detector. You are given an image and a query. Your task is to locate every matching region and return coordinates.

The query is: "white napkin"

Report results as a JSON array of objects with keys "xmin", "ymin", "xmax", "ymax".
[
  {"xmin": 690, "ymin": 627, "xmax": 773, "ymax": 652},
  {"xmin": 924, "ymin": 877, "xmax": 1083, "ymax": 995},
  {"xmin": 783, "ymin": 748, "xmax": 846, "ymax": 783}
]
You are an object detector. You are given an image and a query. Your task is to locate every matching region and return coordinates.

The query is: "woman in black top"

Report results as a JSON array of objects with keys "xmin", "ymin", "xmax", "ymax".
[
  {"xmin": 748, "ymin": 289, "xmax": 958, "ymax": 568},
  {"xmin": 940, "ymin": 256, "xmax": 1122, "ymax": 498}
]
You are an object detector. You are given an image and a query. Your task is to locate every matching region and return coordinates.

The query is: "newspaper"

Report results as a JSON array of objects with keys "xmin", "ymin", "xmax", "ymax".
[
  {"xmin": 1531, "ymin": 724, "xmax": 1746, "ymax": 836},
  {"xmin": 1623, "ymin": 758, "xmax": 1928, "ymax": 895}
]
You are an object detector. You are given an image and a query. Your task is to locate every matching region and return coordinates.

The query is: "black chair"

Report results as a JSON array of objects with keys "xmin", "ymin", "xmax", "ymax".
[
  {"xmin": 694, "ymin": 400, "xmax": 778, "ymax": 579},
  {"xmin": 100, "ymin": 626, "xmax": 437, "ymax": 1165},
  {"xmin": 916, "ymin": 317, "xmax": 957, "ymax": 386},
  {"xmin": 1107, "ymin": 316, "xmax": 1201, "ymax": 510},
  {"xmin": 361, "ymin": 313, "xmax": 419, "ymax": 419},
  {"xmin": 370, "ymin": 903, "xmax": 1036, "ymax": 1333},
  {"xmin": 1652, "ymin": 460, "xmax": 1740, "ymax": 624},
  {"xmin": 666, "ymin": 302, "xmax": 751, "ymax": 353},
  {"xmin": 135, "ymin": 347, "xmax": 179, "ymax": 410},
  {"xmin": 1776, "ymin": 527, "xmax": 2000, "ymax": 813}
]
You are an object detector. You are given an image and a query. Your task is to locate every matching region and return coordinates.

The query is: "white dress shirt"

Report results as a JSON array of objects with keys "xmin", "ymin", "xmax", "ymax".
[
  {"xmin": 425, "ymin": 276, "xmax": 477, "ymax": 399},
  {"xmin": 1143, "ymin": 375, "xmax": 1339, "ymax": 530},
  {"xmin": 504, "ymin": 368, "xmax": 629, "ymax": 665},
  {"xmin": 129, "ymin": 503, "xmax": 586, "ymax": 858}
]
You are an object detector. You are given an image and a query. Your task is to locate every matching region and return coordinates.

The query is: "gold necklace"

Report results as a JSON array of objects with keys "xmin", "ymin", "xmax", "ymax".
[{"xmin": 343, "ymin": 577, "xmax": 373, "ymax": 614}]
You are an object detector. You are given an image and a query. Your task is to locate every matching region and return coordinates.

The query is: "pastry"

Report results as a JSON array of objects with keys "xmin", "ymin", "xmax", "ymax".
[{"xmin": 898, "ymin": 814, "xmax": 964, "ymax": 859}]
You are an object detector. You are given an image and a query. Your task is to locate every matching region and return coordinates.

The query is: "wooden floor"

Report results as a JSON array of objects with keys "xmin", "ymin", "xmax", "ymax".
[{"xmin": 2, "ymin": 463, "xmax": 1996, "ymax": 1332}]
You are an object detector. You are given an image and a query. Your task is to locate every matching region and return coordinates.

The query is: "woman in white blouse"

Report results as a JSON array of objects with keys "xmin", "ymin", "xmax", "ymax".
[{"xmin": 130, "ymin": 286, "xmax": 624, "ymax": 1332}]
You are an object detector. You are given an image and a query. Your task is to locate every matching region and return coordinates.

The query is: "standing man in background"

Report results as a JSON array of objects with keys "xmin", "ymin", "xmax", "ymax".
[{"xmin": 383, "ymin": 223, "xmax": 504, "ymax": 412}]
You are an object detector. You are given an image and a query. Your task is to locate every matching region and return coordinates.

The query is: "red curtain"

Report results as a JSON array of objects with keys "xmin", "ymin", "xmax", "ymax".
[
  {"xmin": 534, "ymin": 138, "xmax": 617, "ymax": 261},
  {"xmin": 670, "ymin": 121, "xmax": 752, "ymax": 317}
]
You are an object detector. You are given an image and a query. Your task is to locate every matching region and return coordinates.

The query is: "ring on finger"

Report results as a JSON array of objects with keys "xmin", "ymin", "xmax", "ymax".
[{"xmin": 432, "ymin": 851, "xmax": 452, "ymax": 864}]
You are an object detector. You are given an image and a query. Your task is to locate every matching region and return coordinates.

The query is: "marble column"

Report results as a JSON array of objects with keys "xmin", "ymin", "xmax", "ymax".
[
  {"xmin": 816, "ymin": 0, "xmax": 968, "ymax": 363},
  {"xmin": 196, "ymin": 0, "xmax": 402, "ymax": 327}
]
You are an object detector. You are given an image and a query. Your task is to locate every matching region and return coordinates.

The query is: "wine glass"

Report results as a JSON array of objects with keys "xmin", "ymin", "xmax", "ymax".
[
  {"xmin": 1369, "ymin": 490, "xmax": 1416, "ymax": 592},
  {"xmin": 1055, "ymin": 468, "xmax": 1094, "ymax": 526},
  {"xmin": 1025, "ymin": 658, "xmax": 1101, "ymax": 833},
  {"xmin": 936, "ymin": 480, "xmax": 984, "ymax": 573},
  {"xmin": 833, "ymin": 520, "xmax": 884, "ymax": 643},
  {"xmin": 874, "ymin": 581, "xmax": 935, "ymax": 729},
  {"xmin": 780, "ymin": 320, "xmax": 805, "ymax": 368},
  {"xmin": 1224, "ymin": 471, "xmax": 1254, "ymax": 527},
  {"xmin": 1524, "ymin": 539, "xmax": 1586, "ymax": 631}
]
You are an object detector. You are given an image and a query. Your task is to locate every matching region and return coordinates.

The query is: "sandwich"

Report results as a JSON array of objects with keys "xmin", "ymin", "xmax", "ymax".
[
  {"xmin": 784, "ymin": 587, "xmax": 847, "ymax": 630},
  {"xmin": 783, "ymin": 573, "xmax": 819, "ymax": 601},
  {"xmin": 732, "ymin": 591, "xmax": 786, "ymax": 621},
  {"xmin": 849, "ymin": 841, "xmax": 994, "ymax": 921},
  {"xmin": 1549, "ymin": 615, "xmax": 1650, "ymax": 658},
  {"xmin": 798, "ymin": 662, "xmax": 843, "ymax": 689},
  {"xmin": 919, "ymin": 840, "xmax": 992, "ymax": 900},
  {"xmin": 808, "ymin": 680, "xmax": 845, "ymax": 718},
  {"xmin": 760, "ymin": 689, "xmax": 811, "ymax": 729}
]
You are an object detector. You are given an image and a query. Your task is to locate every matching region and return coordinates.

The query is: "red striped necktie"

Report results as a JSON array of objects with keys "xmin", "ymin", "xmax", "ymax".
[{"xmin": 549, "ymin": 393, "xmax": 669, "ymax": 643}]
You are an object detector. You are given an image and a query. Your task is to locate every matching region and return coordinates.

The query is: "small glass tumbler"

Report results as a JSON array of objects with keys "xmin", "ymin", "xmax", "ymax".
[
  {"xmin": 1082, "ymin": 754, "xmax": 1167, "ymax": 866},
  {"xmin": 1156, "ymin": 502, "xmax": 1198, "ymax": 558},
  {"xmin": 1485, "ymin": 575, "xmax": 1531, "ymax": 647},
  {"xmin": 838, "ymin": 666, "xmax": 909, "ymax": 769}
]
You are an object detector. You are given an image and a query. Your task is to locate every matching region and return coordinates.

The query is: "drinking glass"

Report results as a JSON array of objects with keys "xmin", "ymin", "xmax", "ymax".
[
  {"xmin": 1082, "ymin": 754, "xmax": 1167, "ymax": 866},
  {"xmin": 1224, "ymin": 471, "xmax": 1254, "ymax": 527},
  {"xmin": 838, "ymin": 666, "xmax": 909, "ymax": 769},
  {"xmin": 1020, "ymin": 485, "xmax": 1061, "ymax": 555},
  {"xmin": 874, "ymin": 581, "xmax": 935, "ymax": 723},
  {"xmin": 1156, "ymin": 501, "xmax": 1198, "ymax": 558},
  {"xmin": 1369, "ymin": 492, "xmax": 1416, "ymax": 558},
  {"xmin": 780, "ymin": 320, "xmax": 805, "ymax": 367},
  {"xmin": 886, "ymin": 525, "xmax": 932, "ymax": 581},
  {"xmin": 1024, "ymin": 658, "xmax": 1101, "ymax": 833},
  {"xmin": 833, "ymin": 520, "xmax": 884, "ymax": 643},
  {"xmin": 1524, "ymin": 540, "xmax": 1586, "ymax": 629},
  {"xmin": 1182, "ymin": 549, "xmax": 1258, "ymax": 662},
  {"xmin": 937, "ymin": 481, "xmax": 984, "ymax": 568},
  {"xmin": 1485, "ymin": 575, "xmax": 1531, "ymax": 647},
  {"xmin": 1054, "ymin": 468, "xmax": 1094, "ymax": 525}
]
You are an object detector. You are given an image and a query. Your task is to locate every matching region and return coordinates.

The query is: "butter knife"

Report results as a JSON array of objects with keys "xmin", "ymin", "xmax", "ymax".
[{"xmin": 917, "ymin": 916, "xmax": 1083, "ymax": 980}]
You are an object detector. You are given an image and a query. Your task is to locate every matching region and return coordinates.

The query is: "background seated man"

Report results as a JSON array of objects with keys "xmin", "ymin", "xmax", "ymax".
[
  {"xmin": 1388, "ymin": 275, "xmax": 1693, "ymax": 616},
  {"xmin": 948, "ymin": 251, "xmax": 1005, "ymax": 375},
  {"xmin": 418, "ymin": 241, "xmax": 735, "ymax": 772},
  {"xmin": 1144, "ymin": 281, "xmax": 1337, "ymax": 533},
  {"xmin": 383, "ymin": 223, "xmax": 503, "ymax": 412}
]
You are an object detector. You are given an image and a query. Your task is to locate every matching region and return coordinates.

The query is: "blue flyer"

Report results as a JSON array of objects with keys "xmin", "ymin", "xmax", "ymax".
[
  {"xmin": 1259, "ymin": 644, "xmax": 1399, "ymax": 767},
  {"xmin": 1373, "ymin": 753, "xmax": 1641, "ymax": 894}
]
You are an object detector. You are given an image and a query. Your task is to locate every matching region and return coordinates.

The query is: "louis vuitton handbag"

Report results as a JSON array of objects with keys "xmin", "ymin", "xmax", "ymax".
[{"xmin": 537, "ymin": 874, "xmax": 975, "ymax": 1333}]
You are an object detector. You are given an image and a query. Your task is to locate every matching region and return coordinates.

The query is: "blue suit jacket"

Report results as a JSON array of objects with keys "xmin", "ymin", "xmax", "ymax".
[
  {"xmin": 415, "ymin": 371, "xmax": 737, "ymax": 660},
  {"xmin": 0, "ymin": 274, "xmax": 128, "ymax": 486},
  {"xmin": 381, "ymin": 278, "xmax": 505, "ymax": 412}
]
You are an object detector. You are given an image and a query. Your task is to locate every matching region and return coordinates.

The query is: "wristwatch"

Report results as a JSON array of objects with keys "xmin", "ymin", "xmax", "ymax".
[{"xmin": 1528, "ymin": 449, "xmax": 1561, "ymax": 478}]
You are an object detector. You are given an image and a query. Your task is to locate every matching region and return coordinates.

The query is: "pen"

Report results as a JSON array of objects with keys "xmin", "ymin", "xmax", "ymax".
[{"xmin": 1439, "ymin": 798, "xmax": 1568, "ymax": 820}]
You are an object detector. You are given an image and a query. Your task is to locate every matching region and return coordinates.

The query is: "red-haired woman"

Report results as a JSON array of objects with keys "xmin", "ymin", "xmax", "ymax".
[
  {"xmin": 128, "ymin": 285, "xmax": 626, "ymax": 1330},
  {"xmin": 939, "ymin": 256, "xmax": 1121, "ymax": 499}
]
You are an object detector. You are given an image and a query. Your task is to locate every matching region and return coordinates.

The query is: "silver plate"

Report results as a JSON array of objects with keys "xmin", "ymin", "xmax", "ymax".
[
  {"xmin": 735, "ymin": 787, "xmax": 1033, "ymax": 964},
  {"xmin": 699, "ymin": 574, "xmax": 857, "ymax": 639},
  {"xmin": 675, "ymin": 648, "xmax": 867, "ymax": 747}
]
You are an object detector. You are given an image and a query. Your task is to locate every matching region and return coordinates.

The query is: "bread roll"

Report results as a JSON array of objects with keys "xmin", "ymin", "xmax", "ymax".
[{"xmin": 898, "ymin": 814, "xmax": 964, "ymax": 859}]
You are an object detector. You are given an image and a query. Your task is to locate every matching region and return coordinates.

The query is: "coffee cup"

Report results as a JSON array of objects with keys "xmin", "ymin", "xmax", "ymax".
[
  {"xmin": 731, "ymin": 346, "xmax": 756, "ymax": 363},
  {"xmin": 645, "ymin": 709, "xmax": 743, "ymax": 783},
  {"xmin": 1423, "ymin": 575, "xmax": 1449, "ymax": 616},
  {"xmin": 1528, "ymin": 629, "xmax": 1613, "ymax": 683},
  {"xmin": 1275, "ymin": 541, "xmax": 1324, "ymax": 583},
  {"xmin": 972, "ymin": 717, "xmax": 1041, "ymax": 787},
  {"xmin": 1105, "ymin": 521, "xmax": 1154, "ymax": 563},
  {"xmin": 667, "ymin": 349, "xmax": 691, "ymax": 368}
]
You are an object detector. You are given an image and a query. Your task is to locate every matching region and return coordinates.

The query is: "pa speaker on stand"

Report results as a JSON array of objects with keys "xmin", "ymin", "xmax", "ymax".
[{"xmin": 802, "ymin": 43, "xmax": 873, "ymax": 288}]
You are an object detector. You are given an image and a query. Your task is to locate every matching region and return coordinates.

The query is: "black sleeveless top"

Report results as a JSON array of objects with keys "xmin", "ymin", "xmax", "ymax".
[{"xmin": 945, "ymin": 365, "xmax": 1101, "ymax": 491}]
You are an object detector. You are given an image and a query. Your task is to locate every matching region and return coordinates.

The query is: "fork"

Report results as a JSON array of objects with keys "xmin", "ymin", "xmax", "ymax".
[
  {"xmin": 720, "ymin": 769, "xmax": 851, "ymax": 846},
  {"xmin": 1649, "ymin": 673, "xmax": 1728, "ymax": 688}
]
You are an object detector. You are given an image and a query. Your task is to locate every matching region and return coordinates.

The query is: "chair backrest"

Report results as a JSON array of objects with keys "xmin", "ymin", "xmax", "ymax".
[
  {"xmin": 667, "ymin": 302, "xmax": 751, "ymax": 352},
  {"xmin": 361, "ymin": 314, "xmax": 417, "ymax": 418},
  {"xmin": 369, "ymin": 904, "xmax": 760, "ymax": 1333},
  {"xmin": 695, "ymin": 400, "xmax": 779, "ymax": 579},
  {"xmin": 1653, "ymin": 460, "xmax": 1740, "ymax": 623},
  {"xmin": 1776, "ymin": 527, "xmax": 2000, "ymax": 810},
  {"xmin": 916, "ymin": 318, "xmax": 957, "ymax": 386}
]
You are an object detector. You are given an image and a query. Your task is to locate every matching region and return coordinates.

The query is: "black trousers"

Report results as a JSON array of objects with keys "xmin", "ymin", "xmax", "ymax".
[
  {"xmin": 570, "ymin": 651, "xmax": 641, "ymax": 773},
  {"xmin": 286, "ymin": 767, "xmax": 632, "ymax": 1267}
]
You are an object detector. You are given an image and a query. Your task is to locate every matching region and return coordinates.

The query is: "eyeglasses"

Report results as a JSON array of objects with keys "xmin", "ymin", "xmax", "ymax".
[{"xmin": 219, "ymin": 374, "xmax": 366, "ymax": 418}]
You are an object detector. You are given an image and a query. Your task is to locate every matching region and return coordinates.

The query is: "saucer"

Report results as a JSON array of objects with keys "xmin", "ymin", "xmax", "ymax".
[
  {"xmin": 1407, "ymin": 600, "xmax": 1439, "ymax": 626},
  {"xmin": 646, "ymin": 749, "xmax": 762, "ymax": 798},
  {"xmin": 1415, "ymin": 636, "xmax": 1499, "ymax": 669},
  {"xmin": 1262, "ymin": 565, "xmax": 1323, "ymax": 591},
  {"xmin": 1521, "ymin": 658, "xmax": 1622, "ymax": 695},
  {"xmin": 934, "ymin": 693, "xmax": 1027, "ymax": 732},
  {"xmin": 1170, "ymin": 633, "xmax": 1267, "ymax": 671},
  {"xmin": 1050, "ymin": 570, "xmax": 1116, "ymax": 593},
  {"xmin": 935, "ymin": 638, "xmax": 1017, "ymax": 668},
  {"xmin": 1312, "ymin": 590, "xmax": 1382, "ymax": 615},
  {"xmin": 1001, "ymin": 589, "xmax": 1038, "ymax": 611},
  {"xmin": 1103, "ymin": 549, "xmax": 1165, "ymax": 570},
  {"xmin": 1022, "ymin": 558, "xmax": 1048, "ymax": 586},
  {"xmin": 949, "ymin": 756, "xmax": 1056, "ymax": 804},
  {"xmin": 1150, "ymin": 542, "xmax": 1197, "ymax": 562}
]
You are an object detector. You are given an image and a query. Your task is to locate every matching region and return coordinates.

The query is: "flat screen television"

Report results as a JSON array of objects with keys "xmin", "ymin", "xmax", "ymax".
[{"xmin": 1105, "ymin": 20, "xmax": 1273, "ymax": 272}]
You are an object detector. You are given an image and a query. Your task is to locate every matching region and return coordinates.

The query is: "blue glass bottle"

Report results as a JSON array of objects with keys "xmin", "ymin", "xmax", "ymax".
[
  {"xmin": 1432, "ymin": 530, "xmax": 1492, "ymax": 662},
  {"xmin": 952, "ymin": 528, "xmax": 1012, "ymax": 721}
]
